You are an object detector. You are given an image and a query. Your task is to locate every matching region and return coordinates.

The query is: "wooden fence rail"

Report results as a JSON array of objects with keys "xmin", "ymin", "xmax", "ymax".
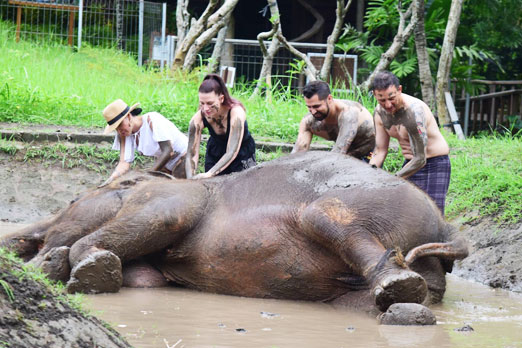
[{"xmin": 452, "ymin": 80, "xmax": 522, "ymax": 135}]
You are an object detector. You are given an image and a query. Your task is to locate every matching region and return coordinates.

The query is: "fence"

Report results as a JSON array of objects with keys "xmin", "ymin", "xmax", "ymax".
[
  {"xmin": 1, "ymin": 0, "xmax": 358, "ymax": 89},
  {"xmin": 149, "ymin": 36, "xmax": 358, "ymax": 90},
  {"xmin": 452, "ymin": 80, "xmax": 522, "ymax": 135},
  {"xmin": 0, "ymin": 0, "xmax": 163, "ymax": 65}
]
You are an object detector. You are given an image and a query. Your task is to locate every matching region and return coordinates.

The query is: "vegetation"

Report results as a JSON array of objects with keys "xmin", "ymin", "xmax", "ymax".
[{"xmin": 0, "ymin": 247, "xmax": 88, "ymax": 313}]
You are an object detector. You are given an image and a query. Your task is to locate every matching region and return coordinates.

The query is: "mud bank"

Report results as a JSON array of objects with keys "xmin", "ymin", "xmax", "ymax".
[
  {"xmin": 0, "ymin": 147, "xmax": 521, "ymax": 294},
  {"xmin": 0, "ymin": 251, "xmax": 132, "ymax": 348}
]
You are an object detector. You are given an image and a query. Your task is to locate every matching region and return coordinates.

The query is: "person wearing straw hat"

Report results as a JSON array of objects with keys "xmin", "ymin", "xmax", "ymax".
[{"xmin": 99, "ymin": 99, "xmax": 188, "ymax": 187}]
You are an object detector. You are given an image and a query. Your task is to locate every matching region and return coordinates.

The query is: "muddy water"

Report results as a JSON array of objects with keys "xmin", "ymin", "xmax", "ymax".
[{"xmin": 81, "ymin": 276, "xmax": 522, "ymax": 348}]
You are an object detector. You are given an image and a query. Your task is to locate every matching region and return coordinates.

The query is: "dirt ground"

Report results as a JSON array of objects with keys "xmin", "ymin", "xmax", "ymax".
[{"xmin": 1, "ymin": 143, "xmax": 521, "ymax": 295}]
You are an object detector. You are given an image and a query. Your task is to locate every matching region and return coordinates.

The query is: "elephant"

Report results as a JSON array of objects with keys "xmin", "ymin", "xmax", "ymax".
[{"xmin": 1, "ymin": 151, "xmax": 468, "ymax": 322}]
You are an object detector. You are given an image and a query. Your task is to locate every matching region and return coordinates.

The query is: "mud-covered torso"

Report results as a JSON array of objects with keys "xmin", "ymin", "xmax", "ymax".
[{"xmin": 308, "ymin": 100, "xmax": 375, "ymax": 158}]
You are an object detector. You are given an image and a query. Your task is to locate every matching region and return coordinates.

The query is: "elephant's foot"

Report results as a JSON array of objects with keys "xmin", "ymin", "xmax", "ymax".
[
  {"xmin": 368, "ymin": 249, "xmax": 427, "ymax": 312},
  {"xmin": 378, "ymin": 303, "xmax": 436, "ymax": 325},
  {"xmin": 66, "ymin": 250, "xmax": 122, "ymax": 294},
  {"xmin": 29, "ymin": 246, "xmax": 71, "ymax": 282},
  {"xmin": 372, "ymin": 270, "xmax": 427, "ymax": 312}
]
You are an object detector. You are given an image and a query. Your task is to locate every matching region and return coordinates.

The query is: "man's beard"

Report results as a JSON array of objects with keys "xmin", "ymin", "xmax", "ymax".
[{"xmin": 313, "ymin": 104, "xmax": 330, "ymax": 121}]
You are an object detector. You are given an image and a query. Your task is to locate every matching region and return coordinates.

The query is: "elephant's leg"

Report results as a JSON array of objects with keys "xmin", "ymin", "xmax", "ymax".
[
  {"xmin": 66, "ymin": 187, "xmax": 206, "ymax": 293},
  {"xmin": 300, "ymin": 197, "xmax": 427, "ymax": 312}
]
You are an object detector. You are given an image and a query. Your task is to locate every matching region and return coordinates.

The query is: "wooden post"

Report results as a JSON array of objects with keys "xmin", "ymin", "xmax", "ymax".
[
  {"xmin": 444, "ymin": 92, "xmax": 465, "ymax": 140},
  {"xmin": 16, "ymin": 6, "xmax": 21, "ymax": 42},
  {"xmin": 68, "ymin": 11, "xmax": 75, "ymax": 46}
]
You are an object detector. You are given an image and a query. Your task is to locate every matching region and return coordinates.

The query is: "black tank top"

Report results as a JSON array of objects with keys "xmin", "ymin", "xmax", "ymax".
[{"xmin": 202, "ymin": 108, "xmax": 256, "ymax": 175}]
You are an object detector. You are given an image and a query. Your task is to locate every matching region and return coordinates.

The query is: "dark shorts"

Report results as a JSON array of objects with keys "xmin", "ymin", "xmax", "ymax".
[{"xmin": 403, "ymin": 155, "xmax": 451, "ymax": 215}]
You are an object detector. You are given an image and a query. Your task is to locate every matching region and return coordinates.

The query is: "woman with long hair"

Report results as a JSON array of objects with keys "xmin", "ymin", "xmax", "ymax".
[{"xmin": 185, "ymin": 74, "xmax": 256, "ymax": 179}]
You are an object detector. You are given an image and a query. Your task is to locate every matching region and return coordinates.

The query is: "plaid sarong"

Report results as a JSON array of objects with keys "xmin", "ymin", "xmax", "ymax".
[{"xmin": 403, "ymin": 155, "xmax": 451, "ymax": 215}]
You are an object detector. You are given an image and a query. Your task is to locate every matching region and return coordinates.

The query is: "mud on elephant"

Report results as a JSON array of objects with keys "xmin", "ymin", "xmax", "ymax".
[{"xmin": 1, "ymin": 151, "xmax": 468, "ymax": 323}]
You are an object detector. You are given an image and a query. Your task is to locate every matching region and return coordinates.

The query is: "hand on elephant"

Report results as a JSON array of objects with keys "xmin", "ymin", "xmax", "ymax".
[
  {"xmin": 98, "ymin": 177, "xmax": 114, "ymax": 188},
  {"xmin": 192, "ymin": 172, "xmax": 213, "ymax": 180}
]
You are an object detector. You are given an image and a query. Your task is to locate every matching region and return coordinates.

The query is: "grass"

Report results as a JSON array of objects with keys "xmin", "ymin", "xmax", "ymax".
[
  {"xmin": 0, "ymin": 247, "xmax": 88, "ymax": 313},
  {"xmin": 445, "ymin": 132, "xmax": 522, "ymax": 224}
]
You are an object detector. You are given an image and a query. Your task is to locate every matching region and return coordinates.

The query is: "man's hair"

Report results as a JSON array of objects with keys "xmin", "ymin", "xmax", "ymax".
[
  {"xmin": 302, "ymin": 81, "xmax": 331, "ymax": 100},
  {"xmin": 370, "ymin": 71, "xmax": 400, "ymax": 91}
]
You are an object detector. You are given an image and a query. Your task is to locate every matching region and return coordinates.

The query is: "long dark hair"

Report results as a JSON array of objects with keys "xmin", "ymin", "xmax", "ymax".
[{"xmin": 199, "ymin": 74, "xmax": 243, "ymax": 109}]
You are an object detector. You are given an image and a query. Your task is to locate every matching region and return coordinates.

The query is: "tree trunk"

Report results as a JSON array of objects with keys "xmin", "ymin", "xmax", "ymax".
[
  {"xmin": 414, "ymin": 0, "xmax": 435, "ymax": 110},
  {"xmin": 172, "ymin": 0, "xmax": 240, "ymax": 71},
  {"xmin": 361, "ymin": 0, "xmax": 419, "ymax": 90},
  {"xmin": 290, "ymin": 0, "xmax": 324, "ymax": 42},
  {"xmin": 116, "ymin": 0, "xmax": 123, "ymax": 50},
  {"xmin": 251, "ymin": 0, "xmax": 282, "ymax": 99},
  {"xmin": 319, "ymin": 0, "xmax": 353, "ymax": 81},
  {"xmin": 207, "ymin": 12, "xmax": 232, "ymax": 73},
  {"xmin": 176, "ymin": 0, "xmax": 190, "ymax": 45},
  {"xmin": 435, "ymin": 0, "xmax": 464, "ymax": 131}
]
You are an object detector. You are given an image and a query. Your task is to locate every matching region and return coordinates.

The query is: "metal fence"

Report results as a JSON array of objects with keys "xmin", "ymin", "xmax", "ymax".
[
  {"xmin": 151, "ymin": 36, "xmax": 358, "ymax": 90},
  {"xmin": 0, "ymin": 0, "xmax": 163, "ymax": 64},
  {"xmin": 1, "ymin": 0, "xmax": 358, "ymax": 87}
]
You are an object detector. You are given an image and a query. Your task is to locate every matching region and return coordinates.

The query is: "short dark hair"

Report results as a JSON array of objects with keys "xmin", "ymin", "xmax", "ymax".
[
  {"xmin": 302, "ymin": 80, "xmax": 331, "ymax": 100},
  {"xmin": 370, "ymin": 71, "xmax": 400, "ymax": 91}
]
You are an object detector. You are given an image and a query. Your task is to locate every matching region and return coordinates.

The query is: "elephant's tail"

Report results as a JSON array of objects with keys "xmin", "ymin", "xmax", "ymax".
[{"xmin": 0, "ymin": 217, "xmax": 54, "ymax": 260}]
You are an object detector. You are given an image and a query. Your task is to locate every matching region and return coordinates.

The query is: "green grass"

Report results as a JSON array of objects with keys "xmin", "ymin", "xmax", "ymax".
[
  {"xmin": 0, "ymin": 247, "xmax": 88, "ymax": 313},
  {"xmin": 445, "ymin": 133, "xmax": 522, "ymax": 224}
]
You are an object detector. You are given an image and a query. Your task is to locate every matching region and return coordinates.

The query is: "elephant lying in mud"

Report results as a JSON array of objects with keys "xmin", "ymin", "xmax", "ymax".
[{"xmin": 1, "ymin": 151, "xmax": 468, "ymax": 324}]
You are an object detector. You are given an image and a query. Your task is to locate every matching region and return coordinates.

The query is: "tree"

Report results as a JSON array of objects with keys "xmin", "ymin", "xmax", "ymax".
[
  {"xmin": 414, "ymin": 0, "xmax": 435, "ymax": 109},
  {"xmin": 172, "ymin": 0, "xmax": 239, "ymax": 71},
  {"xmin": 360, "ymin": 0, "xmax": 419, "ymax": 90},
  {"xmin": 253, "ymin": 0, "xmax": 353, "ymax": 90},
  {"xmin": 435, "ymin": 0, "xmax": 464, "ymax": 129}
]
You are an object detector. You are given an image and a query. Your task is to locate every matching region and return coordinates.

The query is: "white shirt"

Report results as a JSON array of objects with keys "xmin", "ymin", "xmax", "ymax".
[{"xmin": 112, "ymin": 112, "xmax": 188, "ymax": 171}]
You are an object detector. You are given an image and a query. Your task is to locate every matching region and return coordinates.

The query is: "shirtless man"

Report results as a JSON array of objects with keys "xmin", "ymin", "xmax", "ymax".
[
  {"xmin": 292, "ymin": 81, "xmax": 375, "ymax": 161},
  {"xmin": 369, "ymin": 71, "xmax": 451, "ymax": 215}
]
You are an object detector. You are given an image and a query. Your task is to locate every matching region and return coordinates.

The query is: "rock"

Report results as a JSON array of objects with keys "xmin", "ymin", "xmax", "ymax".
[{"xmin": 378, "ymin": 303, "xmax": 437, "ymax": 326}]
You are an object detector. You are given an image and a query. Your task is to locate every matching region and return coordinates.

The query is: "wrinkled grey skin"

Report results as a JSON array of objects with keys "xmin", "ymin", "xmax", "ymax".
[{"xmin": 1, "ymin": 152, "xmax": 468, "ymax": 324}]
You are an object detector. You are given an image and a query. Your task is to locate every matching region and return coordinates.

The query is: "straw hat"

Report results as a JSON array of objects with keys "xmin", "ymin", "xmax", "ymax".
[{"xmin": 102, "ymin": 99, "xmax": 141, "ymax": 134}]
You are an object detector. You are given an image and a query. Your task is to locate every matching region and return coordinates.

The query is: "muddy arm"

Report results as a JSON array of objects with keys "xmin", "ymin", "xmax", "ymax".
[
  {"xmin": 292, "ymin": 117, "xmax": 313, "ymax": 153},
  {"xmin": 151, "ymin": 141, "xmax": 175, "ymax": 172},
  {"xmin": 332, "ymin": 109, "xmax": 358, "ymax": 154},
  {"xmin": 185, "ymin": 116, "xmax": 203, "ymax": 179},
  {"xmin": 395, "ymin": 106, "xmax": 427, "ymax": 178},
  {"xmin": 369, "ymin": 112, "xmax": 390, "ymax": 168},
  {"xmin": 99, "ymin": 136, "xmax": 131, "ymax": 188}
]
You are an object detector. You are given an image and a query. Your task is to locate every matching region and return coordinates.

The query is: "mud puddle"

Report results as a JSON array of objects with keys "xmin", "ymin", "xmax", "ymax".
[{"xmin": 82, "ymin": 275, "xmax": 522, "ymax": 348}]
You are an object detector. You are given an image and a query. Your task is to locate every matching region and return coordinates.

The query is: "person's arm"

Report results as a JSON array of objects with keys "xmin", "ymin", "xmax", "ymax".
[
  {"xmin": 151, "ymin": 140, "xmax": 175, "ymax": 172},
  {"xmin": 332, "ymin": 109, "xmax": 358, "ymax": 154},
  {"xmin": 369, "ymin": 112, "xmax": 390, "ymax": 168},
  {"xmin": 395, "ymin": 105, "xmax": 427, "ymax": 178},
  {"xmin": 98, "ymin": 136, "xmax": 131, "ymax": 187},
  {"xmin": 185, "ymin": 114, "xmax": 203, "ymax": 179},
  {"xmin": 291, "ymin": 117, "xmax": 313, "ymax": 154},
  {"xmin": 194, "ymin": 107, "xmax": 245, "ymax": 179}
]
